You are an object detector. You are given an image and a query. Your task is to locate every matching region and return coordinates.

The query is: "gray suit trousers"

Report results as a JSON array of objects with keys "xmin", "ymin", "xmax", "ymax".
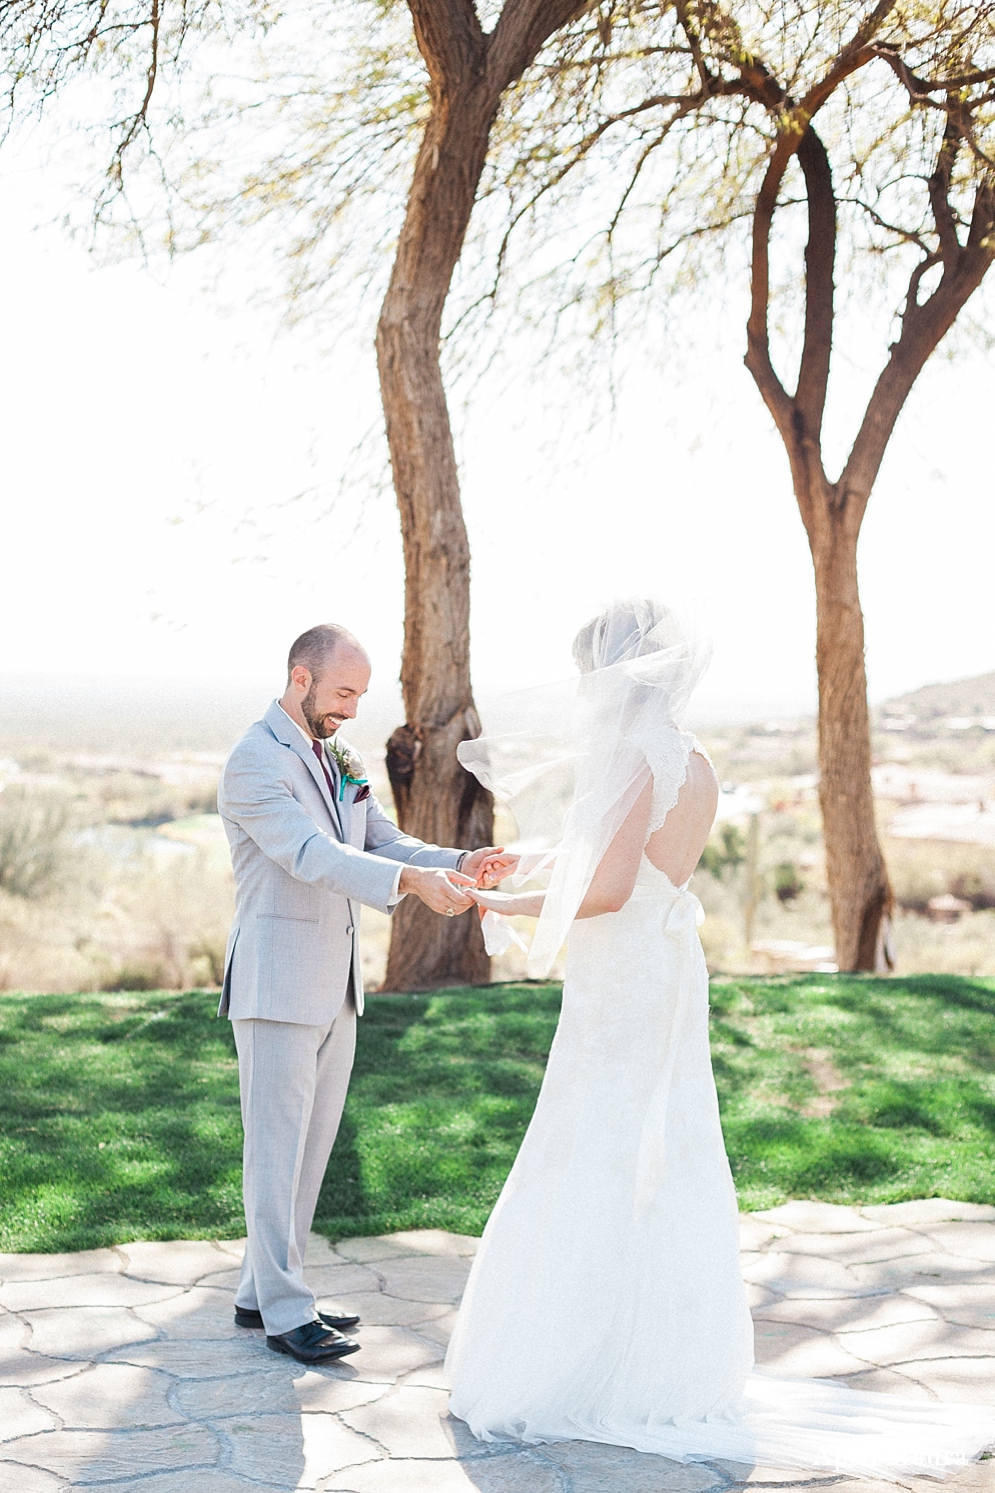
[{"xmin": 232, "ymin": 998, "xmax": 356, "ymax": 1335}]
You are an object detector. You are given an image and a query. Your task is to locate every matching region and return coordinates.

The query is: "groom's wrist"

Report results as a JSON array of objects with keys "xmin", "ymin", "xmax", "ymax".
[
  {"xmin": 455, "ymin": 851, "xmax": 469, "ymax": 872},
  {"xmin": 386, "ymin": 865, "xmax": 405, "ymax": 906}
]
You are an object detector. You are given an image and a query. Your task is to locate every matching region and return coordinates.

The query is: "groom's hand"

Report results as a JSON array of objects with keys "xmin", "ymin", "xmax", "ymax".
[
  {"xmin": 398, "ymin": 866, "xmax": 476, "ymax": 916},
  {"xmin": 462, "ymin": 847, "xmax": 520, "ymax": 888}
]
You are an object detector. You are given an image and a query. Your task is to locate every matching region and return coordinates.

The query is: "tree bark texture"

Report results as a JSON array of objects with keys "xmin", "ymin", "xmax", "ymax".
[
  {"xmin": 378, "ymin": 0, "xmax": 581, "ymax": 990},
  {"xmin": 743, "ymin": 85, "xmax": 994, "ymax": 970},
  {"xmin": 809, "ymin": 506, "xmax": 893, "ymax": 971}
]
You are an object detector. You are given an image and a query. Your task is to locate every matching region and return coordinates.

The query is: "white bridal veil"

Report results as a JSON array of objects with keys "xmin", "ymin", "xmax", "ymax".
[{"xmin": 458, "ymin": 598, "xmax": 710, "ymax": 974}]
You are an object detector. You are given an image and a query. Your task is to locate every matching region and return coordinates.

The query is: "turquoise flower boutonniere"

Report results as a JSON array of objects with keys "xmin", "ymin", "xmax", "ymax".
[{"xmin": 326, "ymin": 739, "xmax": 370, "ymax": 802}]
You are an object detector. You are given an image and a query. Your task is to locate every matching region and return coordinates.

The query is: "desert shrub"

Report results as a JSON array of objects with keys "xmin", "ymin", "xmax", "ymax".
[
  {"xmin": 89, "ymin": 773, "xmax": 219, "ymax": 827},
  {"xmin": 184, "ymin": 784, "xmax": 222, "ymax": 817},
  {"xmin": 950, "ymin": 870, "xmax": 995, "ymax": 913},
  {"xmin": 775, "ymin": 861, "xmax": 805, "ymax": 904},
  {"xmin": 699, "ymin": 823, "xmax": 746, "ymax": 881},
  {"xmin": 0, "ymin": 891, "xmax": 99, "ymax": 992},
  {"xmin": 886, "ymin": 839, "xmax": 995, "ymax": 916},
  {"xmin": 187, "ymin": 934, "xmax": 227, "ymax": 986},
  {"xmin": 101, "ymin": 964, "xmax": 168, "ymax": 992},
  {"xmin": 0, "ymin": 786, "xmax": 76, "ymax": 899},
  {"xmin": 93, "ymin": 848, "xmax": 235, "ymax": 991}
]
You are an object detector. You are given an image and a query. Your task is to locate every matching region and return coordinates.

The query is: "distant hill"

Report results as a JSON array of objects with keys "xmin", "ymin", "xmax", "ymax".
[
  {"xmin": 0, "ymin": 675, "xmax": 404, "ymax": 757},
  {"xmin": 878, "ymin": 670, "xmax": 995, "ymax": 725}
]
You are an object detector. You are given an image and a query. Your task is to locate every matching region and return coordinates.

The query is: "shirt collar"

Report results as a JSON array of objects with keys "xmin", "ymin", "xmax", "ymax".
[{"xmin": 278, "ymin": 701, "xmax": 318, "ymax": 750}]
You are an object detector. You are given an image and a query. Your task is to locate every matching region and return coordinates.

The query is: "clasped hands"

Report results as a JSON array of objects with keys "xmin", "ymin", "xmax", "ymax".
[{"xmin": 398, "ymin": 847, "xmax": 518, "ymax": 917}]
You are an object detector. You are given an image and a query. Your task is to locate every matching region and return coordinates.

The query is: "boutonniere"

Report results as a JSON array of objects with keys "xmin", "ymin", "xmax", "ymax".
[{"xmin": 326, "ymin": 739, "xmax": 370, "ymax": 802}]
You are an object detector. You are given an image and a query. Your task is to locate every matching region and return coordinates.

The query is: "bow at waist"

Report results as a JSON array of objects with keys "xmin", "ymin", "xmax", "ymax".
[{"xmin": 660, "ymin": 887, "xmax": 705, "ymax": 928}]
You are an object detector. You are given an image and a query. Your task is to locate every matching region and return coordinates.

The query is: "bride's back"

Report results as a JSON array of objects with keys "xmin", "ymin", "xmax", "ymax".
[
  {"xmin": 644, "ymin": 748, "xmax": 718, "ymax": 887},
  {"xmin": 578, "ymin": 744, "xmax": 718, "ymax": 918}
]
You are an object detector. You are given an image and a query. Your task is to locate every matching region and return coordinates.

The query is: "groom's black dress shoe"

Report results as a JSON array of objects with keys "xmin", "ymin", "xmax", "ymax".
[
  {"xmin": 235, "ymin": 1305, "xmax": 360, "ymax": 1331},
  {"xmin": 265, "ymin": 1320, "xmax": 360, "ymax": 1363}
]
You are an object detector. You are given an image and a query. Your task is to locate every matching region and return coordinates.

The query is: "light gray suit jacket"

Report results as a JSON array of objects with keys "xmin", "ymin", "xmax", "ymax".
[{"xmin": 218, "ymin": 700, "xmax": 462, "ymax": 1024}]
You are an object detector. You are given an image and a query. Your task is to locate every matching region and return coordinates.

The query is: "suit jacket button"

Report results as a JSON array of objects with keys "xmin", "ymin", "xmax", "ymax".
[{"xmin": 345, "ymin": 924, "xmax": 355, "ymax": 935}]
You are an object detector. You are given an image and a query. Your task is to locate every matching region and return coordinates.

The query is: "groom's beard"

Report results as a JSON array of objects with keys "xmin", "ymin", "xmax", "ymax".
[{"xmin": 301, "ymin": 684, "xmax": 345, "ymax": 740}]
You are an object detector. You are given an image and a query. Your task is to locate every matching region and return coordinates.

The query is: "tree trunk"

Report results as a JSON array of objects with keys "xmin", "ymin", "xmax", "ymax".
[
  {"xmin": 384, "ymin": 713, "xmax": 493, "ymax": 990},
  {"xmin": 377, "ymin": 86, "xmax": 498, "ymax": 992},
  {"xmin": 374, "ymin": 0, "xmax": 587, "ymax": 989},
  {"xmin": 809, "ymin": 506, "xmax": 893, "ymax": 973}
]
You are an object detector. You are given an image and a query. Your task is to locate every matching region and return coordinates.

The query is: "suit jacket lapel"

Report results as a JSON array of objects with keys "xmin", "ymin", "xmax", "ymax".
[
  {"xmin": 332, "ymin": 764, "xmax": 366, "ymax": 849},
  {"xmin": 264, "ymin": 700, "xmax": 343, "ymax": 839}
]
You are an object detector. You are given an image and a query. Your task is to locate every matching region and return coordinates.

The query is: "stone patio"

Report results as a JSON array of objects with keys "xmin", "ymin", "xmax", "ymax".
[{"xmin": 2, "ymin": 1199, "xmax": 995, "ymax": 1492}]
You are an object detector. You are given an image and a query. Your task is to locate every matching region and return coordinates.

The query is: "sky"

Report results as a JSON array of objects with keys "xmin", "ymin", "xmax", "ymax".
[{"xmin": 2, "ymin": 130, "xmax": 994, "ymax": 727}]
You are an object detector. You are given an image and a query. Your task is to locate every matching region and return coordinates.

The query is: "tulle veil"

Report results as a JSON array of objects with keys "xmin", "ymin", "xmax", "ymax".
[{"xmin": 459, "ymin": 598, "xmax": 710, "ymax": 975}]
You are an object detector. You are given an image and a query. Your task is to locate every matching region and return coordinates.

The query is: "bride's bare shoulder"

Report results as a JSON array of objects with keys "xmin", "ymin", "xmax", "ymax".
[{"xmin": 684, "ymin": 743, "xmax": 719, "ymax": 805}]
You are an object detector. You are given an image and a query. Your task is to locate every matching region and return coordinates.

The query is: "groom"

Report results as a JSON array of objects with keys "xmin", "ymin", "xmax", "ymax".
[{"xmin": 218, "ymin": 623, "xmax": 514, "ymax": 1364}]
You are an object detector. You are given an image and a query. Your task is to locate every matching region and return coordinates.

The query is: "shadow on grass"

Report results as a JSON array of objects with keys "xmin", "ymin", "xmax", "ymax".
[
  {"xmin": 0, "ymin": 990, "xmax": 243, "ymax": 1252},
  {"xmin": 2, "ymin": 973, "xmax": 994, "ymax": 1251},
  {"xmin": 713, "ymin": 973, "xmax": 995, "ymax": 1210},
  {"xmin": 313, "ymin": 984, "xmax": 560, "ymax": 1241},
  {"xmin": 0, "ymin": 983, "xmax": 561, "ymax": 1252}
]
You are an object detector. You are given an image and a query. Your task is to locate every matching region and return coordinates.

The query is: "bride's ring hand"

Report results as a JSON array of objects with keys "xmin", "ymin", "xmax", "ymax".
[{"xmin": 470, "ymin": 889, "xmax": 512, "ymax": 913}]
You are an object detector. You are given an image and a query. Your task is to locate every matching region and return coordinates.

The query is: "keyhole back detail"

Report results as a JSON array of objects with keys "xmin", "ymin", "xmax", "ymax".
[{"xmin": 643, "ymin": 746, "xmax": 718, "ymax": 888}]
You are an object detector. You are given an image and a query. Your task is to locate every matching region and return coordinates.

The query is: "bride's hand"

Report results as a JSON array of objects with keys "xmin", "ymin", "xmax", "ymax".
[
  {"xmin": 460, "ymin": 847, "xmax": 520, "ymax": 888},
  {"xmin": 471, "ymin": 887, "xmax": 546, "ymax": 918},
  {"xmin": 470, "ymin": 889, "xmax": 517, "ymax": 915}
]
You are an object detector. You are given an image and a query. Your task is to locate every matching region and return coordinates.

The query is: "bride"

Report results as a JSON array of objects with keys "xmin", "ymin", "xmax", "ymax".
[{"xmin": 445, "ymin": 598, "xmax": 995, "ymax": 1479}]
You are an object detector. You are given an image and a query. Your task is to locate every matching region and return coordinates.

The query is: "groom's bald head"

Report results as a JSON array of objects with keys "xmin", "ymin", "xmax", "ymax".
[
  {"xmin": 282, "ymin": 624, "xmax": 371, "ymax": 739},
  {"xmin": 287, "ymin": 623, "xmax": 367, "ymax": 684}
]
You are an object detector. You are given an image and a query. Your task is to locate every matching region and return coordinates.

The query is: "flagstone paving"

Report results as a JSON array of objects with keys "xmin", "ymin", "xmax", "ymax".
[{"xmin": 2, "ymin": 1201, "xmax": 995, "ymax": 1492}]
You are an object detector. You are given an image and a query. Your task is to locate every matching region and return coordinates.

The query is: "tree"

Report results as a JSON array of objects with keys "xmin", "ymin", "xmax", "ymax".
[
  {"xmin": 376, "ymin": 0, "xmax": 586, "ymax": 990},
  {"xmin": 740, "ymin": 6, "xmax": 994, "ymax": 971},
  {"xmin": 474, "ymin": 0, "xmax": 995, "ymax": 970}
]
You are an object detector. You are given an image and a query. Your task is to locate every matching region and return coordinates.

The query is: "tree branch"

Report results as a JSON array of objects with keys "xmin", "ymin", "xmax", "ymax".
[
  {"xmin": 739, "ymin": 0, "xmax": 899, "ymax": 523},
  {"xmin": 487, "ymin": 0, "xmax": 587, "ymax": 93},
  {"xmin": 672, "ymin": 0, "xmax": 714, "ymax": 94},
  {"xmin": 873, "ymin": 45, "xmax": 995, "ymax": 98},
  {"xmin": 966, "ymin": 169, "xmax": 995, "ymax": 253},
  {"xmin": 839, "ymin": 172, "xmax": 995, "ymax": 519},
  {"xmin": 405, "ymin": 0, "xmax": 487, "ymax": 93},
  {"xmin": 744, "ymin": 142, "xmax": 795, "ymax": 441},
  {"xmin": 794, "ymin": 124, "xmax": 835, "ymax": 453},
  {"xmin": 905, "ymin": 250, "xmax": 941, "ymax": 316},
  {"xmin": 837, "ymin": 193, "xmax": 934, "ymax": 256},
  {"xmin": 106, "ymin": 0, "xmax": 160, "ymax": 186},
  {"xmin": 929, "ymin": 109, "xmax": 964, "ymax": 266}
]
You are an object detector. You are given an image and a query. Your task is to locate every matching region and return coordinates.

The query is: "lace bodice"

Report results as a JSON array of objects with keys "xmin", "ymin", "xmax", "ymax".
[{"xmin": 643, "ymin": 727, "xmax": 712, "ymax": 839}]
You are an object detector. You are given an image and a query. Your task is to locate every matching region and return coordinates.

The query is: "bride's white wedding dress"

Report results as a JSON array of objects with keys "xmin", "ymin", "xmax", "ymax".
[{"xmin": 447, "ymin": 726, "xmax": 995, "ymax": 1479}]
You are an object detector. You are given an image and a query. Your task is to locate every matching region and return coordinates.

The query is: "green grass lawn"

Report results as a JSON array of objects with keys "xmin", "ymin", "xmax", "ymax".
[{"xmin": 1, "ymin": 974, "xmax": 993, "ymax": 1253}]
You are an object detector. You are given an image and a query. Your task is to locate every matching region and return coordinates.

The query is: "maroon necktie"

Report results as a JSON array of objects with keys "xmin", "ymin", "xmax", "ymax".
[{"xmin": 312, "ymin": 739, "xmax": 337, "ymax": 799}]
